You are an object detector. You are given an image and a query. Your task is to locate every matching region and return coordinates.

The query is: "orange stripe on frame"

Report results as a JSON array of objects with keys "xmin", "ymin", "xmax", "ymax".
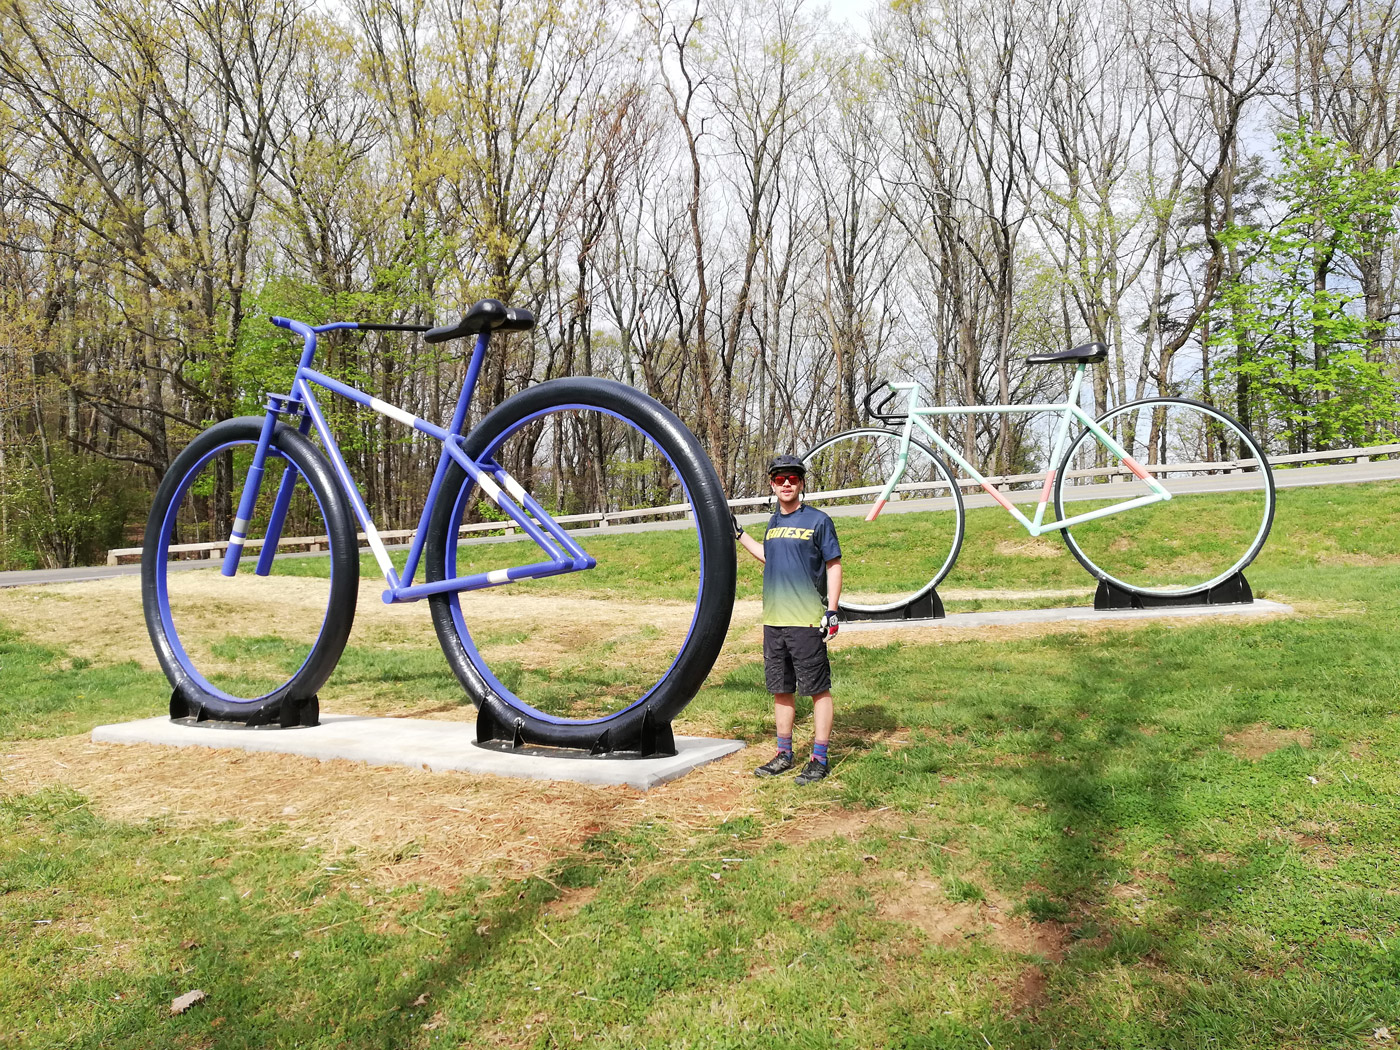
[
  {"xmin": 979, "ymin": 481, "xmax": 1015, "ymax": 512},
  {"xmin": 1121, "ymin": 456, "xmax": 1152, "ymax": 481}
]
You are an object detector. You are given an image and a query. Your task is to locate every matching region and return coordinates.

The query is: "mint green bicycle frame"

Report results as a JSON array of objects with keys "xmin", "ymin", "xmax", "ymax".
[{"xmin": 869, "ymin": 363, "xmax": 1171, "ymax": 533}]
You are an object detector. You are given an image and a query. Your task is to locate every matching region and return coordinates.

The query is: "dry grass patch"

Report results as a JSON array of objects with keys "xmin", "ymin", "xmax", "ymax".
[
  {"xmin": 0, "ymin": 734, "xmax": 763, "ymax": 890},
  {"xmin": 994, "ymin": 538, "xmax": 1067, "ymax": 559},
  {"xmin": 940, "ymin": 587, "xmax": 1093, "ymax": 601}
]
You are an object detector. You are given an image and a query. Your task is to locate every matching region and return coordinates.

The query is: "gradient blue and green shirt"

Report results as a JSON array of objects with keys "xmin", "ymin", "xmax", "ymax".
[{"xmin": 762, "ymin": 504, "xmax": 842, "ymax": 627}]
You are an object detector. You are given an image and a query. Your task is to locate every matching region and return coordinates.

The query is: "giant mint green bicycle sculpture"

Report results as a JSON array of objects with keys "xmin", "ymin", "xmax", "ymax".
[{"xmin": 802, "ymin": 342, "xmax": 1276, "ymax": 617}]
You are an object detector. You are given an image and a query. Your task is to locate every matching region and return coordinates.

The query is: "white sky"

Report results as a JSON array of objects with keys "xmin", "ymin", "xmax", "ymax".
[{"xmin": 821, "ymin": 0, "xmax": 874, "ymax": 32}]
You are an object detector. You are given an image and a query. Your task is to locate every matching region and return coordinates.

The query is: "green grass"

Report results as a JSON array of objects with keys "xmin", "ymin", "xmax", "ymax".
[
  {"xmin": 271, "ymin": 479, "xmax": 1400, "ymax": 604},
  {"xmin": 4, "ymin": 480, "xmax": 1400, "ymax": 1046},
  {"xmin": 0, "ymin": 628, "xmax": 165, "ymax": 741}
]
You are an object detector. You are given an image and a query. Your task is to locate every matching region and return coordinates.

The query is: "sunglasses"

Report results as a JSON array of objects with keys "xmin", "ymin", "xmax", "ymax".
[{"xmin": 770, "ymin": 474, "xmax": 803, "ymax": 486}]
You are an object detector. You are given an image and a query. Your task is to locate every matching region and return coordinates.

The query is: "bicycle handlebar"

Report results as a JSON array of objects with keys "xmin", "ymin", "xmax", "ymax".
[
  {"xmin": 271, "ymin": 300, "xmax": 536, "ymax": 346},
  {"xmin": 863, "ymin": 380, "xmax": 904, "ymax": 424}
]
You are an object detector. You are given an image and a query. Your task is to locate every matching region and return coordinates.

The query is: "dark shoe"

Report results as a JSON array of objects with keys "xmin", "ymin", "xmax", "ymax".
[
  {"xmin": 794, "ymin": 758, "xmax": 830, "ymax": 785},
  {"xmin": 754, "ymin": 751, "xmax": 795, "ymax": 777}
]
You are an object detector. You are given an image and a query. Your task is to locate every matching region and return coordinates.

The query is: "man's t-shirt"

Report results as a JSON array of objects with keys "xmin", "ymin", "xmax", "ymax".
[{"xmin": 762, "ymin": 504, "xmax": 842, "ymax": 627}]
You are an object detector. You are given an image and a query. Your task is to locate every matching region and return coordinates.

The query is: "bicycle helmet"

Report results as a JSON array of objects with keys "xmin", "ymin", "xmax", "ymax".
[{"xmin": 766, "ymin": 454, "xmax": 806, "ymax": 478}]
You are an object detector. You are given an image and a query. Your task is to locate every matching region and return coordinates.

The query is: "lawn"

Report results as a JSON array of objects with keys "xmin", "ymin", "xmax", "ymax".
[{"xmin": 1, "ymin": 480, "xmax": 1398, "ymax": 1047}]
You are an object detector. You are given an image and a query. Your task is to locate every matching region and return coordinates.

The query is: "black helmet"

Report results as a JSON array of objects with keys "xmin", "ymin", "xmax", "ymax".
[{"xmin": 767, "ymin": 454, "xmax": 806, "ymax": 478}]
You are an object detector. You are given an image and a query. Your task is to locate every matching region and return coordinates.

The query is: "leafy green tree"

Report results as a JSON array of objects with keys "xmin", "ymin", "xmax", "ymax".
[{"xmin": 1211, "ymin": 124, "xmax": 1400, "ymax": 452}]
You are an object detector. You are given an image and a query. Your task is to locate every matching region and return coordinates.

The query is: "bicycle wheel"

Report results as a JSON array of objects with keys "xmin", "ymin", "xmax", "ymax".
[
  {"xmin": 425, "ymin": 377, "xmax": 736, "ymax": 752},
  {"xmin": 142, "ymin": 417, "xmax": 359, "ymax": 723},
  {"xmin": 801, "ymin": 427, "xmax": 964, "ymax": 613},
  {"xmin": 1052, "ymin": 397, "xmax": 1275, "ymax": 596}
]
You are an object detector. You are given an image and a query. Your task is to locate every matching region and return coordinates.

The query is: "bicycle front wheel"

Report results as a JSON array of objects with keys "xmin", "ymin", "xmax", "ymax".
[
  {"xmin": 801, "ymin": 427, "xmax": 964, "ymax": 614},
  {"xmin": 141, "ymin": 418, "xmax": 360, "ymax": 723},
  {"xmin": 1052, "ymin": 398, "xmax": 1275, "ymax": 596},
  {"xmin": 426, "ymin": 378, "xmax": 736, "ymax": 751}
]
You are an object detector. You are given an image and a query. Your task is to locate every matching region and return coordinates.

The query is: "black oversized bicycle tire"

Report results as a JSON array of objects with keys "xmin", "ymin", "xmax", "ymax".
[
  {"xmin": 1052, "ymin": 396, "xmax": 1276, "ymax": 596},
  {"xmin": 425, "ymin": 377, "xmax": 736, "ymax": 751},
  {"xmin": 141, "ymin": 417, "xmax": 360, "ymax": 723},
  {"xmin": 802, "ymin": 426, "xmax": 966, "ymax": 613}
]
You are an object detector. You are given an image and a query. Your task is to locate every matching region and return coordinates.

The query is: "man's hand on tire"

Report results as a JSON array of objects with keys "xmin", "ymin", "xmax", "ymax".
[{"xmin": 821, "ymin": 610, "xmax": 839, "ymax": 641}]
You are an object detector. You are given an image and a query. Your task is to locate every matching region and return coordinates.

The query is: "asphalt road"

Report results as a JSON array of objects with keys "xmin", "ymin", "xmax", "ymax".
[{"xmin": 4, "ymin": 458, "xmax": 1398, "ymax": 589}]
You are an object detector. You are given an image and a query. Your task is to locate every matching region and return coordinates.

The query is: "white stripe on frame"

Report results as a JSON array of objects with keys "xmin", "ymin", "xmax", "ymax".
[
  {"xmin": 477, "ymin": 474, "xmax": 503, "ymax": 503},
  {"xmin": 369, "ymin": 397, "xmax": 419, "ymax": 430}
]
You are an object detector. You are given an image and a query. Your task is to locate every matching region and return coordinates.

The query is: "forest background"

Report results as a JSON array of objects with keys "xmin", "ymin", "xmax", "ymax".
[{"xmin": 2, "ymin": 0, "xmax": 1399, "ymax": 569}]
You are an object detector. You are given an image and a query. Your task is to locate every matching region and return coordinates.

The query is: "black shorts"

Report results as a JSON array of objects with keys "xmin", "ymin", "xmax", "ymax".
[{"xmin": 763, "ymin": 625, "xmax": 832, "ymax": 696}]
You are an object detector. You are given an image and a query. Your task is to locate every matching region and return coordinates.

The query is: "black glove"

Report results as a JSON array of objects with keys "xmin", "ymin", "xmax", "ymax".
[
  {"xmin": 731, "ymin": 510, "xmax": 744, "ymax": 540},
  {"xmin": 820, "ymin": 610, "xmax": 839, "ymax": 641}
]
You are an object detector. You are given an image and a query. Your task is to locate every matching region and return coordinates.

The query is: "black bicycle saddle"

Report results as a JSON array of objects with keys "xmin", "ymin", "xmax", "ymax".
[{"xmin": 1026, "ymin": 342, "xmax": 1108, "ymax": 366}]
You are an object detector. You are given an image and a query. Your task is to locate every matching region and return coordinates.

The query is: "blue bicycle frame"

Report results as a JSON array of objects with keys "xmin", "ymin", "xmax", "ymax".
[{"xmin": 219, "ymin": 317, "xmax": 596, "ymax": 604}]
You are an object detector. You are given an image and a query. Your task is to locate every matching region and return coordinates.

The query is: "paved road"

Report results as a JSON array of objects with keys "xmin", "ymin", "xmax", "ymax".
[{"xmin": 5, "ymin": 458, "xmax": 1398, "ymax": 589}]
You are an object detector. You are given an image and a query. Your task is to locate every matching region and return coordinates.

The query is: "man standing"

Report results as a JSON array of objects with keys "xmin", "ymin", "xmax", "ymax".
[{"xmin": 734, "ymin": 455, "xmax": 842, "ymax": 784}]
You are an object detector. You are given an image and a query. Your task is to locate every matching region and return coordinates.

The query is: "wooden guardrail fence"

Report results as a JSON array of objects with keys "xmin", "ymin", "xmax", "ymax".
[{"xmin": 107, "ymin": 441, "xmax": 1400, "ymax": 566}]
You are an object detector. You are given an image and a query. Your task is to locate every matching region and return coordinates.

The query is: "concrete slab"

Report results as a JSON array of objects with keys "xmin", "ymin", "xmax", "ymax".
[
  {"xmin": 90, "ymin": 715, "xmax": 746, "ymax": 791},
  {"xmin": 842, "ymin": 598, "xmax": 1294, "ymax": 632}
]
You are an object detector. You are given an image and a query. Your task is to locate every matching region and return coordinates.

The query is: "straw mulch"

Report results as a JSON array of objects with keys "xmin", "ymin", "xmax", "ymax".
[{"xmin": 0, "ymin": 734, "xmax": 762, "ymax": 890}]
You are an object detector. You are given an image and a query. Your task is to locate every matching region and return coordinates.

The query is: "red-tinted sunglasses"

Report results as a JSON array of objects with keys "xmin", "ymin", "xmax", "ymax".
[{"xmin": 770, "ymin": 473, "xmax": 804, "ymax": 486}]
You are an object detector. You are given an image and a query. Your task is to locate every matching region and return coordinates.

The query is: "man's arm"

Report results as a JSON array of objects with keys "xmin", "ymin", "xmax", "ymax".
[
  {"xmin": 739, "ymin": 530, "xmax": 765, "ymax": 563},
  {"xmin": 825, "ymin": 558, "xmax": 842, "ymax": 609},
  {"xmin": 732, "ymin": 509, "xmax": 766, "ymax": 562}
]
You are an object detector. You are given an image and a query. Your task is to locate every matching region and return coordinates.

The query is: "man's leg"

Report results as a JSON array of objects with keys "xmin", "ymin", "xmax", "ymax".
[
  {"xmin": 775, "ymin": 692, "xmax": 797, "ymax": 739},
  {"xmin": 757, "ymin": 627, "xmax": 798, "ymax": 777},
  {"xmin": 802, "ymin": 690, "xmax": 833, "ymax": 772},
  {"xmin": 811, "ymin": 690, "xmax": 833, "ymax": 746},
  {"xmin": 794, "ymin": 628, "xmax": 834, "ymax": 784},
  {"xmin": 755, "ymin": 692, "xmax": 798, "ymax": 777}
]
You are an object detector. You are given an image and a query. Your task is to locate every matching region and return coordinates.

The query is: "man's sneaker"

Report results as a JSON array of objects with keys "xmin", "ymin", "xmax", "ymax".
[
  {"xmin": 754, "ymin": 751, "xmax": 795, "ymax": 777},
  {"xmin": 794, "ymin": 758, "xmax": 829, "ymax": 785}
]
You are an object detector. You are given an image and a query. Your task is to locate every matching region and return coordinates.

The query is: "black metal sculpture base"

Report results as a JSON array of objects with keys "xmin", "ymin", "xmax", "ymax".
[
  {"xmin": 475, "ymin": 702, "xmax": 677, "ymax": 759},
  {"xmin": 840, "ymin": 588, "xmax": 946, "ymax": 623},
  {"xmin": 1094, "ymin": 572, "xmax": 1253, "ymax": 611},
  {"xmin": 169, "ymin": 689, "xmax": 320, "ymax": 728}
]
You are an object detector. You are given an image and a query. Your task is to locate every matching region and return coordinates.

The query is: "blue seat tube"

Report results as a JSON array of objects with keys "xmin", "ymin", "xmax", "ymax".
[{"xmin": 400, "ymin": 330, "xmax": 492, "ymax": 588}]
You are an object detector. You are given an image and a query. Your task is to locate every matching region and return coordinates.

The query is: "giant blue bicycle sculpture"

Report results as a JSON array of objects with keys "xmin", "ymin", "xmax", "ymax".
[{"xmin": 141, "ymin": 300, "xmax": 736, "ymax": 755}]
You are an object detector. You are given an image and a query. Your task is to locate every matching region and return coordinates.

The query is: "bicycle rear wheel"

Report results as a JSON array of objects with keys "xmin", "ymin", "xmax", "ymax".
[
  {"xmin": 1052, "ymin": 398, "xmax": 1275, "ymax": 596},
  {"xmin": 142, "ymin": 418, "xmax": 359, "ymax": 723},
  {"xmin": 426, "ymin": 378, "xmax": 735, "ymax": 752},
  {"xmin": 801, "ymin": 427, "xmax": 964, "ymax": 614}
]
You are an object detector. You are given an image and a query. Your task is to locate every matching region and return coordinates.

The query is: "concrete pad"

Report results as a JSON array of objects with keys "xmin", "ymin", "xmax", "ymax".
[
  {"xmin": 90, "ymin": 714, "xmax": 745, "ymax": 791},
  {"xmin": 842, "ymin": 598, "xmax": 1294, "ymax": 632}
]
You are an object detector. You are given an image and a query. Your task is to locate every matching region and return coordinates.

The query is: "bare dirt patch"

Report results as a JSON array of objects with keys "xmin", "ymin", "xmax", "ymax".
[
  {"xmin": 1222, "ymin": 724, "xmax": 1313, "ymax": 760},
  {"xmin": 0, "ymin": 734, "xmax": 762, "ymax": 891},
  {"xmin": 1005, "ymin": 964, "xmax": 1050, "ymax": 1014},
  {"xmin": 776, "ymin": 806, "xmax": 911, "ymax": 847},
  {"xmin": 876, "ymin": 871, "xmax": 1069, "ymax": 960},
  {"xmin": 542, "ymin": 885, "xmax": 598, "ymax": 920}
]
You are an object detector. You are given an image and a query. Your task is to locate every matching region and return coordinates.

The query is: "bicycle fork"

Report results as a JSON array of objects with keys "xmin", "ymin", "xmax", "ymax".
[
  {"xmin": 865, "ymin": 382, "xmax": 924, "ymax": 521},
  {"xmin": 220, "ymin": 396, "xmax": 310, "ymax": 577}
]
